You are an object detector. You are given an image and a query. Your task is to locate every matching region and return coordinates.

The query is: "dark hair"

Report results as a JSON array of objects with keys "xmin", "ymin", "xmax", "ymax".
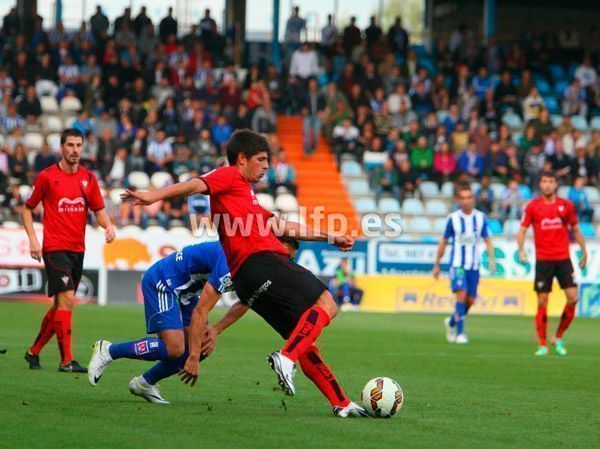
[
  {"xmin": 456, "ymin": 184, "xmax": 472, "ymax": 195},
  {"xmin": 60, "ymin": 128, "xmax": 84, "ymax": 144},
  {"xmin": 226, "ymin": 129, "xmax": 270, "ymax": 165},
  {"xmin": 540, "ymin": 170, "xmax": 557, "ymax": 181},
  {"xmin": 278, "ymin": 235, "xmax": 299, "ymax": 251}
]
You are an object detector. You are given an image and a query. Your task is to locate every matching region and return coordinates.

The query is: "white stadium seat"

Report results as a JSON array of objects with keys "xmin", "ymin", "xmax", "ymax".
[
  {"xmin": 63, "ymin": 115, "xmax": 77, "ymax": 128},
  {"xmin": 127, "ymin": 171, "xmax": 150, "ymax": 189},
  {"xmin": 570, "ymin": 115, "xmax": 588, "ymax": 131},
  {"xmin": 354, "ymin": 198, "xmax": 377, "ymax": 213},
  {"xmin": 19, "ymin": 185, "xmax": 32, "ymax": 201},
  {"xmin": 584, "ymin": 187, "xmax": 599, "ymax": 202},
  {"xmin": 419, "ymin": 181, "xmax": 439, "ymax": 198},
  {"xmin": 150, "ymin": 172, "xmax": 173, "ymax": 189},
  {"xmin": 109, "ymin": 188, "xmax": 126, "ymax": 205},
  {"xmin": 275, "ymin": 194, "xmax": 299, "ymax": 213},
  {"xmin": 281, "ymin": 212, "xmax": 306, "ymax": 225},
  {"xmin": 347, "ymin": 179, "xmax": 370, "ymax": 195},
  {"xmin": 433, "ymin": 217, "xmax": 448, "ymax": 233},
  {"xmin": 440, "ymin": 181, "xmax": 454, "ymax": 198},
  {"xmin": 504, "ymin": 219, "xmax": 522, "ymax": 236},
  {"xmin": 425, "ymin": 199, "xmax": 449, "ymax": 216},
  {"xmin": 557, "ymin": 186, "xmax": 570, "ymax": 198},
  {"xmin": 408, "ymin": 217, "xmax": 432, "ymax": 233},
  {"xmin": 40, "ymin": 96, "xmax": 59, "ymax": 113},
  {"xmin": 46, "ymin": 132, "xmax": 61, "ymax": 152},
  {"xmin": 378, "ymin": 198, "xmax": 401, "ymax": 213},
  {"xmin": 43, "ymin": 115, "xmax": 63, "ymax": 133},
  {"xmin": 24, "ymin": 132, "xmax": 44, "ymax": 150},
  {"xmin": 341, "ymin": 160, "xmax": 363, "ymax": 176},
  {"xmin": 402, "ymin": 198, "xmax": 424, "ymax": 215},
  {"xmin": 255, "ymin": 193, "xmax": 275, "ymax": 211},
  {"xmin": 490, "ymin": 183, "xmax": 506, "ymax": 200},
  {"xmin": 60, "ymin": 96, "xmax": 82, "ymax": 112}
]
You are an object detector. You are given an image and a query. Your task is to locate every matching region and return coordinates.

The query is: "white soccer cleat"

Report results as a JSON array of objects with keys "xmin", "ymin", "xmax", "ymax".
[
  {"xmin": 88, "ymin": 339, "xmax": 113, "ymax": 386},
  {"xmin": 128, "ymin": 376, "xmax": 170, "ymax": 404},
  {"xmin": 444, "ymin": 317, "xmax": 456, "ymax": 343},
  {"xmin": 333, "ymin": 401, "xmax": 369, "ymax": 418},
  {"xmin": 267, "ymin": 351, "xmax": 296, "ymax": 396},
  {"xmin": 455, "ymin": 333, "xmax": 469, "ymax": 344}
]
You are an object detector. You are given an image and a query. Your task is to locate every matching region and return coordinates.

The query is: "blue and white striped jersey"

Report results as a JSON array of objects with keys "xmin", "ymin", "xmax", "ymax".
[{"xmin": 443, "ymin": 209, "xmax": 490, "ymax": 270}]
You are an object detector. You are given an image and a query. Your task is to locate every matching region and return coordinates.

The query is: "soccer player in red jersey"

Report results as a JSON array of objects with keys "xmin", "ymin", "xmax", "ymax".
[
  {"xmin": 123, "ymin": 130, "xmax": 367, "ymax": 417},
  {"xmin": 517, "ymin": 171, "xmax": 588, "ymax": 356},
  {"xmin": 22, "ymin": 128, "xmax": 115, "ymax": 372}
]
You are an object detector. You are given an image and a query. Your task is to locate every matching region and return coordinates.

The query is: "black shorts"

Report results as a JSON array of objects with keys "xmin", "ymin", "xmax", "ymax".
[
  {"xmin": 43, "ymin": 251, "xmax": 84, "ymax": 297},
  {"xmin": 233, "ymin": 252, "xmax": 328, "ymax": 339},
  {"xmin": 534, "ymin": 259, "xmax": 576, "ymax": 293}
]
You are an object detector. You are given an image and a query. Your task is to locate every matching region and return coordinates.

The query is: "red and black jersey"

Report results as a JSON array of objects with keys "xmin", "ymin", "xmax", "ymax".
[
  {"xmin": 25, "ymin": 163, "xmax": 104, "ymax": 253},
  {"xmin": 521, "ymin": 196, "xmax": 578, "ymax": 261},
  {"xmin": 200, "ymin": 166, "xmax": 289, "ymax": 276}
]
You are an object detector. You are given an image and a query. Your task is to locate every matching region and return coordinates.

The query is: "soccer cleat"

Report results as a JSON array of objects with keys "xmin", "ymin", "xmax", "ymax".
[
  {"xmin": 534, "ymin": 346, "xmax": 549, "ymax": 356},
  {"xmin": 59, "ymin": 360, "xmax": 87, "ymax": 373},
  {"xmin": 552, "ymin": 337, "xmax": 568, "ymax": 356},
  {"xmin": 88, "ymin": 340, "xmax": 113, "ymax": 385},
  {"xmin": 267, "ymin": 351, "xmax": 296, "ymax": 396},
  {"xmin": 128, "ymin": 376, "xmax": 170, "ymax": 404},
  {"xmin": 333, "ymin": 401, "xmax": 369, "ymax": 418},
  {"xmin": 444, "ymin": 317, "xmax": 456, "ymax": 343},
  {"xmin": 455, "ymin": 333, "xmax": 469, "ymax": 344},
  {"xmin": 24, "ymin": 351, "xmax": 41, "ymax": 370}
]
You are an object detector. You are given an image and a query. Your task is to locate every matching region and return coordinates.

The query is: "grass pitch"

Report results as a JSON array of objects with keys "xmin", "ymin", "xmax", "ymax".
[{"xmin": 1, "ymin": 301, "xmax": 599, "ymax": 449}]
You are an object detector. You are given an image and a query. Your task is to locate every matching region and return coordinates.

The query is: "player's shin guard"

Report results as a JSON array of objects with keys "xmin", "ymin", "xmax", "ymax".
[
  {"xmin": 108, "ymin": 338, "xmax": 169, "ymax": 361},
  {"xmin": 143, "ymin": 348, "xmax": 189, "ymax": 385},
  {"xmin": 53, "ymin": 309, "xmax": 73, "ymax": 365},
  {"xmin": 536, "ymin": 306, "xmax": 548, "ymax": 346},
  {"xmin": 556, "ymin": 303, "xmax": 576, "ymax": 338},
  {"xmin": 281, "ymin": 306, "xmax": 331, "ymax": 362},
  {"xmin": 299, "ymin": 345, "xmax": 350, "ymax": 408},
  {"xmin": 30, "ymin": 308, "xmax": 56, "ymax": 355}
]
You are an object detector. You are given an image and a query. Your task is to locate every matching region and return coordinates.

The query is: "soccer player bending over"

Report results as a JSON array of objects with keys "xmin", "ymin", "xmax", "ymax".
[
  {"xmin": 22, "ymin": 128, "xmax": 115, "ymax": 372},
  {"xmin": 433, "ymin": 185, "xmax": 496, "ymax": 344},
  {"xmin": 122, "ymin": 130, "xmax": 367, "ymax": 417},
  {"xmin": 517, "ymin": 171, "xmax": 587, "ymax": 356}
]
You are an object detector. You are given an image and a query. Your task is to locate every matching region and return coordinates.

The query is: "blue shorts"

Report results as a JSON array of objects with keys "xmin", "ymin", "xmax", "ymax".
[
  {"xmin": 450, "ymin": 268, "xmax": 480, "ymax": 298},
  {"xmin": 142, "ymin": 272, "xmax": 198, "ymax": 334}
]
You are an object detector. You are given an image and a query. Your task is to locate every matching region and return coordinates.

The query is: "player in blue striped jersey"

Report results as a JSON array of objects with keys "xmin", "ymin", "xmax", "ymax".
[{"xmin": 433, "ymin": 185, "xmax": 496, "ymax": 344}]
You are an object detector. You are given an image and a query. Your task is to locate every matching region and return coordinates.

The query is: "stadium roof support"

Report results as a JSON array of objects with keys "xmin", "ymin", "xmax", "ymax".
[
  {"xmin": 272, "ymin": 0, "xmax": 281, "ymax": 70},
  {"xmin": 483, "ymin": 0, "xmax": 496, "ymax": 43}
]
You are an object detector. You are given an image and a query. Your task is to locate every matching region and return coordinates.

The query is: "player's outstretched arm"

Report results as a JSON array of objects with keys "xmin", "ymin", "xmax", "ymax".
[
  {"xmin": 571, "ymin": 224, "xmax": 588, "ymax": 269},
  {"xmin": 121, "ymin": 178, "xmax": 208, "ymax": 206},
  {"xmin": 433, "ymin": 238, "xmax": 448, "ymax": 279},
  {"xmin": 276, "ymin": 218, "xmax": 354, "ymax": 251},
  {"xmin": 179, "ymin": 282, "xmax": 221, "ymax": 387},
  {"xmin": 21, "ymin": 207, "xmax": 42, "ymax": 262},
  {"xmin": 94, "ymin": 208, "xmax": 116, "ymax": 243}
]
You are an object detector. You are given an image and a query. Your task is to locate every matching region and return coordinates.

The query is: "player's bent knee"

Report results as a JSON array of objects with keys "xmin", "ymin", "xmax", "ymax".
[
  {"xmin": 315, "ymin": 291, "xmax": 338, "ymax": 320},
  {"xmin": 167, "ymin": 343, "xmax": 186, "ymax": 359}
]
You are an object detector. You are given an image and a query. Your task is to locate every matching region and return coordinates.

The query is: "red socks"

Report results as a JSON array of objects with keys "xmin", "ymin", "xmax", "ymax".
[
  {"xmin": 299, "ymin": 345, "xmax": 350, "ymax": 408},
  {"xmin": 282, "ymin": 307, "xmax": 331, "ymax": 362},
  {"xmin": 556, "ymin": 303, "xmax": 576, "ymax": 338},
  {"xmin": 536, "ymin": 306, "xmax": 547, "ymax": 346},
  {"xmin": 29, "ymin": 309, "xmax": 56, "ymax": 355},
  {"xmin": 53, "ymin": 310, "xmax": 73, "ymax": 365}
]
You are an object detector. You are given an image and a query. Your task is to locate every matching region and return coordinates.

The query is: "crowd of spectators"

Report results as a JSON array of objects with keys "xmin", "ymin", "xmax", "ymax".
[{"xmin": 0, "ymin": 4, "xmax": 599, "ymax": 230}]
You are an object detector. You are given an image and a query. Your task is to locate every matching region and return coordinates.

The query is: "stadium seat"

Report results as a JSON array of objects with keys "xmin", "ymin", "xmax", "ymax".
[
  {"xmin": 2, "ymin": 221, "xmax": 20, "ymax": 228},
  {"xmin": 432, "ymin": 217, "xmax": 448, "ymax": 233},
  {"xmin": 63, "ymin": 115, "xmax": 77, "ymax": 128},
  {"xmin": 490, "ymin": 183, "xmax": 506, "ymax": 200},
  {"xmin": 24, "ymin": 132, "xmax": 44, "ymax": 150},
  {"xmin": 502, "ymin": 112, "xmax": 523, "ymax": 129},
  {"xmin": 60, "ymin": 96, "xmax": 82, "ymax": 112},
  {"xmin": 43, "ymin": 115, "xmax": 63, "ymax": 133},
  {"xmin": 402, "ymin": 198, "xmax": 424, "ymax": 215},
  {"xmin": 590, "ymin": 116, "xmax": 600, "ymax": 130},
  {"xmin": 46, "ymin": 133, "xmax": 61, "ymax": 152},
  {"xmin": 488, "ymin": 219, "xmax": 503, "ymax": 235},
  {"xmin": 504, "ymin": 220, "xmax": 522, "ymax": 236},
  {"xmin": 554, "ymin": 80, "xmax": 569, "ymax": 96},
  {"xmin": 255, "ymin": 193, "xmax": 275, "ymax": 211},
  {"xmin": 275, "ymin": 193, "xmax": 299, "ymax": 213},
  {"xmin": 408, "ymin": 217, "xmax": 431, "ymax": 233},
  {"xmin": 436, "ymin": 110, "xmax": 449, "ymax": 123},
  {"xmin": 109, "ymin": 188, "xmax": 125, "ymax": 205},
  {"xmin": 518, "ymin": 184, "xmax": 532, "ymax": 200},
  {"xmin": 471, "ymin": 181, "xmax": 481, "ymax": 192},
  {"xmin": 550, "ymin": 114, "xmax": 563, "ymax": 127},
  {"xmin": 557, "ymin": 186, "xmax": 570, "ymax": 198},
  {"xmin": 570, "ymin": 116, "xmax": 588, "ymax": 131},
  {"xmin": 378, "ymin": 198, "xmax": 401, "ymax": 213},
  {"xmin": 341, "ymin": 160, "xmax": 362, "ymax": 176},
  {"xmin": 511, "ymin": 131, "xmax": 522, "ymax": 145},
  {"xmin": 178, "ymin": 172, "xmax": 193, "ymax": 182},
  {"xmin": 127, "ymin": 171, "xmax": 150, "ymax": 189},
  {"xmin": 584, "ymin": 187, "xmax": 600, "ymax": 202},
  {"xmin": 579, "ymin": 222, "xmax": 596, "ymax": 238},
  {"xmin": 425, "ymin": 199, "xmax": 448, "ymax": 216},
  {"xmin": 594, "ymin": 205, "xmax": 600, "ymax": 221},
  {"xmin": 275, "ymin": 186, "xmax": 290, "ymax": 195},
  {"xmin": 18, "ymin": 185, "xmax": 32, "ymax": 201},
  {"xmin": 536, "ymin": 79, "xmax": 551, "ymax": 95},
  {"xmin": 419, "ymin": 181, "xmax": 439, "ymax": 198},
  {"xmin": 355, "ymin": 198, "xmax": 377, "ymax": 214},
  {"xmin": 347, "ymin": 179, "xmax": 370, "ymax": 195},
  {"xmin": 549, "ymin": 64, "xmax": 566, "ymax": 81},
  {"xmin": 150, "ymin": 172, "xmax": 173, "ymax": 189},
  {"xmin": 440, "ymin": 181, "xmax": 454, "ymax": 198},
  {"xmin": 543, "ymin": 96, "xmax": 560, "ymax": 114},
  {"xmin": 281, "ymin": 212, "xmax": 306, "ymax": 225},
  {"xmin": 40, "ymin": 96, "xmax": 59, "ymax": 113}
]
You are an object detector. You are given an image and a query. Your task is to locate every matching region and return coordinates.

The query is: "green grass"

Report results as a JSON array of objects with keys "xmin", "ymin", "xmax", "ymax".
[{"xmin": 1, "ymin": 301, "xmax": 599, "ymax": 449}]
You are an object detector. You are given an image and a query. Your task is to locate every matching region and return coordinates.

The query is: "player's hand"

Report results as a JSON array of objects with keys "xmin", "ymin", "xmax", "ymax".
[
  {"xmin": 333, "ymin": 234, "xmax": 354, "ymax": 252},
  {"xmin": 29, "ymin": 240, "xmax": 42, "ymax": 262},
  {"xmin": 518, "ymin": 249, "xmax": 527, "ymax": 264},
  {"xmin": 178, "ymin": 356, "xmax": 200, "ymax": 387},
  {"xmin": 201, "ymin": 325, "xmax": 218, "ymax": 357},
  {"xmin": 105, "ymin": 225, "xmax": 116, "ymax": 243},
  {"xmin": 120, "ymin": 189, "xmax": 155, "ymax": 206},
  {"xmin": 579, "ymin": 252, "xmax": 587, "ymax": 269},
  {"xmin": 433, "ymin": 264, "xmax": 440, "ymax": 279},
  {"xmin": 489, "ymin": 258, "xmax": 497, "ymax": 274}
]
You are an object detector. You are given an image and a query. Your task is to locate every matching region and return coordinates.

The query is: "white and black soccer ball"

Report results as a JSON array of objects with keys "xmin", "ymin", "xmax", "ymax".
[{"xmin": 360, "ymin": 377, "xmax": 404, "ymax": 418}]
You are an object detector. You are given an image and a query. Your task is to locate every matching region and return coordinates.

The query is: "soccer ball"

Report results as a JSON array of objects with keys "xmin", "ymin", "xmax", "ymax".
[{"xmin": 360, "ymin": 377, "xmax": 404, "ymax": 418}]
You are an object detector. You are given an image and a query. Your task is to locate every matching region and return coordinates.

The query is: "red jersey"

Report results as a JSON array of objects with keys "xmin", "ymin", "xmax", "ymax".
[
  {"xmin": 521, "ymin": 196, "xmax": 578, "ymax": 260},
  {"xmin": 25, "ymin": 163, "xmax": 104, "ymax": 253},
  {"xmin": 200, "ymin": 166, "xmax": 289, "ymax": 275}
]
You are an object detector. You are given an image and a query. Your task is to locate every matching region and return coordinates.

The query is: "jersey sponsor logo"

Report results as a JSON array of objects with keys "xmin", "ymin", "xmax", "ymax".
[
  {"xmin": 58, "ymin": 197, "xmax": 86, "ymax": 213},
  {"xmin": 175, "ymin": 250, "xmax": 183, "ymax": 262},
  {"xmin": 540, "ymin": 217, "xmax": 563, "ymax": 230},
  {"xmin": 458, "ymin": 234, "xmax": 477, "ymax": 245},
  {"xmin": 247, "ymin": 280, "xmax": 272, "ymax": 307}
]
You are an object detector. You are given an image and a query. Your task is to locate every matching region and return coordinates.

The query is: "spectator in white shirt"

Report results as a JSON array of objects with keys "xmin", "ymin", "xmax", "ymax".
[
  {"xmin": 146, "ymin": 130, "xmax": 173, "ymax": 173},
  {"xmin": 522, "ymin": 87, "xmax": 546, "ymax": 123},
  {"xmin": 575, "ymin": 56, "xmax": 597, "ymax": 89},
  {"xmin": 332, "ymin": 118, "xmax": 360, "ymax": 168},
  {"xmin": 289, "ymin": 42, "xmax": 319, "ymax": 81}
]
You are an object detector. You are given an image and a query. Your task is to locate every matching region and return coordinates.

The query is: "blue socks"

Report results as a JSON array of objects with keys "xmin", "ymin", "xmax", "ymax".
[
  {"xmin": 142, "ymin": 348, "xmax": 189, "ymax": 385},
  {"xmin": 454, "ymin": 302, "xmax": 467, "ymax": 335},
  {"xmin": 109, "ymin": 338, "xmax": 169, "ymax": 361}
]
